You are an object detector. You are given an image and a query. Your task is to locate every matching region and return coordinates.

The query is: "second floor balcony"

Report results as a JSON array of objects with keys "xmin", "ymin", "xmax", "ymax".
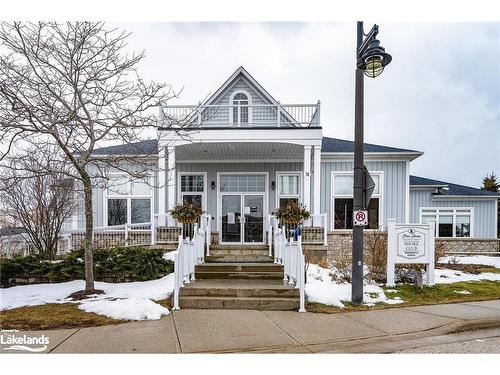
[{"xmin": 160, "ymin": 102, "xmax": 321, "ymax": 128}]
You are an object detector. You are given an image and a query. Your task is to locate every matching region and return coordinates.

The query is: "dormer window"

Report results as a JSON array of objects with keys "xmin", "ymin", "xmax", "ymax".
[{"xmin": 231, "ymin": 91, "xmax": 251, "ymax": 126}]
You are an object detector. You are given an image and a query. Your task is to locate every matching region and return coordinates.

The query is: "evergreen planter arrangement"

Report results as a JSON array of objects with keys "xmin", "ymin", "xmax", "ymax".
[
  {"xmin": 272, "ymin": 202, "xmax": 310, "ymax": 240},
  {"xmin": 169, "ymin": 201, "xmax": 203, "ymax": 239}
]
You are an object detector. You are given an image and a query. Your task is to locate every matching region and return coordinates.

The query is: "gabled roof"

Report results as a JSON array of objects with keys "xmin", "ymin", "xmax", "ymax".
[
  {"xmin": 203, "ymin": 66, "xmax": 279, "ymax": 106},
  {"xmin": 321, "ymin": 137, "xmax": 421, "ymax": 154},
  {"xmin": 410, "ymin": 175, "xmax": 499, "ymax": 197},
  {"xmin": 91, "ymin": 140, "xmax": 158, "ymax": 156}
]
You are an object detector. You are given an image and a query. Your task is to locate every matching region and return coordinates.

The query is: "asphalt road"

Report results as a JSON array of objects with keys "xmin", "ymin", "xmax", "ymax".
[{"xmin": 399, "ymin": 333, "xmax": 500, "ymax": 353}]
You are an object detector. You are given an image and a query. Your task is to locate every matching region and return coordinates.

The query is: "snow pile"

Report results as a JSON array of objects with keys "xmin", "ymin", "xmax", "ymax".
[
  {"xmin": 0, "ymin": 274, "xmax": 174, "ymax": 321},
  {"xmin": 305, "ymin": 264, "xmax": 404, "ymax": 308},
  {"xmin": 162, "ymin": 251, "xmax": 177, "ymax": 262},
  {"xmin": 434, "ymin": 268, "xmax": 500, "ymax": 284},
  {"xmin": 79, "ymin": 297, "xmax": 169, "ymax": 320},
  {"xmin": 439, "ymin": 255, "xmax": 500, "ymax": 268}
]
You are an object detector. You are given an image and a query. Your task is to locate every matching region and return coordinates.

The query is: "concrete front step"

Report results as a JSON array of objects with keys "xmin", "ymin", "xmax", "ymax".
[
  {"xmin": 179, "ymin": 296, "xmax": 300, "ymax": 311},
  {"xmin": 205, "ymin": 255, "xmax": 273, "ymax": 263},
  {"xmin": 209, "ymin": 249, "xmax": 270, "ymax": 256},
  {"xmin": 195, "ymin": 263, "xmax": 284, "ymax": 280},
  {"xmin": 196, "ymin": 263, "xmax": 283, "ymax": 272}
]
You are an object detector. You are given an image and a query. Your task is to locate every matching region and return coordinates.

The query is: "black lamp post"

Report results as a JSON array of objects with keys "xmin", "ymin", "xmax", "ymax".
[{"xmin": 352, "ymin": 21, "xmax": 392, "ymax": 305}]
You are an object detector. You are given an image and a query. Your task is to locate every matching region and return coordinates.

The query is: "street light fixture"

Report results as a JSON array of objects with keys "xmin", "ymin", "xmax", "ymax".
[{"xmin": 351, "ymin": 21, "xmax": 392, "ymax": 306}]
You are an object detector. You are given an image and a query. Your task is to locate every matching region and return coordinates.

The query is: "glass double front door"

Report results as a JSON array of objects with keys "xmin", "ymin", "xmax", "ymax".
[{"xmin": 221, "ymin": 194, "xmax": 264, "ymax": 243}]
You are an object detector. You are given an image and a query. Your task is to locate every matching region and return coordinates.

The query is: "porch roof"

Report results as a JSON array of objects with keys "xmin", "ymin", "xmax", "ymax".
[{"xmin": 91, "ymin": 137, "xmax": 422, "ymax": 157}]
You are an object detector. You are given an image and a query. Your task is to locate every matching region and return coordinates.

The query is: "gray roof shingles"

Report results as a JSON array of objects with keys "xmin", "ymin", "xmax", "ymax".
[
  {"xmin": 410, "ymin": 175, "xmax": 499, "ymax": 197},
  {"xmin": 92, "ymin": 140, "xmax": 158, "ymax": 156},
  {"xmin": 92, "ymin": 137, "xmax": 420, "ymax": 156},
  {"xmin": 321, "ymin": 137, "xmax": 420, "ymax": 153}
]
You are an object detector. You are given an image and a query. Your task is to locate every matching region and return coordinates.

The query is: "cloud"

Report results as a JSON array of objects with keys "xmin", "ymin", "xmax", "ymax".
[{"xmin": 117, "ymin": 22, "xmax": 499, "ymax": 187}]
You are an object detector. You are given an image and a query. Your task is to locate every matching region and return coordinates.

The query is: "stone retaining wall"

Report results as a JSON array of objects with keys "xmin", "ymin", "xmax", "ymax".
[{"xmin": 302, "ymin": 231, "xmax": 500, "ymax": 262}]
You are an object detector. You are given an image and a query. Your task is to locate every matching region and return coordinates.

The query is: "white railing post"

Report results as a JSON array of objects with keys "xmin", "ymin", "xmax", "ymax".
[
  {"xmin": 151, "ymin": 217, "xmax": 156, "ymax": 246},
  {"xmin": 322, "ymin": 213, "xmax": 327, "ymax": 246},
  {"xmin": 124, "ymin": 223, "xmax": 129, "ymax": 247},
  {"xmin": 172, "ymin": 234, "xmax": 182, "ymax": 310},
  {"xmin": 298, "ymin": 235, "xmax": 306, "ymax": 312},
  {"xmin": 206, "ymin": 215, "xmax": 211, "ymax": 256}
]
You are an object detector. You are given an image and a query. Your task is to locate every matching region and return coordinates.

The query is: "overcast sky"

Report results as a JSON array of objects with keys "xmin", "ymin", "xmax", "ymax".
[{"xmin": 117, "ymin": 22, "xmax": 499, "ymax": 188}]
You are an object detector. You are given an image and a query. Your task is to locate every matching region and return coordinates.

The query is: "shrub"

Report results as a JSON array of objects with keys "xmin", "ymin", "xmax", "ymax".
[
  {"xmin": 364, "ymin": 229, "xmax": 388, "ymax": 283},
  {"xmin": 331, "ymin": 243, "xmax": 352, "ymax": 283},
  {"xmin": 0, "ymin": 247, "xmax": 173, "ymax": 287}
]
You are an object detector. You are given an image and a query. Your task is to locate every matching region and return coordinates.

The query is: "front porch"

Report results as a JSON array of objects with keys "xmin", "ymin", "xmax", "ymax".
[{"xmin": 156, "ymin": 127, "xmax": 327, "ymax": 246}]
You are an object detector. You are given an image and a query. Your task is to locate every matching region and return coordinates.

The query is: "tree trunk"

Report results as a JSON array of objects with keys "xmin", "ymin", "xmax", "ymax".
[{"xmin": 82, "ymin": 174, "xmax": 95, "ymax": 293}]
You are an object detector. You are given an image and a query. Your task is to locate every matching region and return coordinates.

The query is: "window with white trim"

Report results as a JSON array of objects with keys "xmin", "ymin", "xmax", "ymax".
[
  {"xmin": 332, "ymin": 172, "xmax": 382, "ymax": 229},
  {"xmin": 420, "ymin": 208, "xmax": 472, "ymax": 237},
  {"xmin": 180, "ymin": 174, "xmax": 205, "ymax": 209},
  {"xmin": 232, "ymin": 92, "xmax": 249, "ymax": 125},
  {"xmin": 277, "ymin": 173, "xmax": 301, "ymax": 208},
  {"xmin": 106, "ymin": 174, "xmax": 152, "ymax": 226}
]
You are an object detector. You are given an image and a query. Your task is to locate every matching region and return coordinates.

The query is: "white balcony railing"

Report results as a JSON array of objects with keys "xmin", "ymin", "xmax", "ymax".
[{"xmin": 161, "ymin": 102, "xmax": 320, "ymax": 128}]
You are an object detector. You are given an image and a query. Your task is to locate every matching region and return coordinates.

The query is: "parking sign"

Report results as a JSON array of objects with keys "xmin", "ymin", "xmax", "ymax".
[{"xmin": 353, "ymin": 210, "xmax": 368, "ymax": 226}]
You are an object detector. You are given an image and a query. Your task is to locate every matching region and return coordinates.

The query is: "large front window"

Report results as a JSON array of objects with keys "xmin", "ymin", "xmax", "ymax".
[
  {"xmin": 331, "ymin": 172, "xmax": 382, "ymax": 230},
  {"xmin": 421, "ymin": 208, "xmax": 473, "ymax": 237},
  {"xmin": 106, "ymin": 174, "xmax": 152, "ymax": 226}
]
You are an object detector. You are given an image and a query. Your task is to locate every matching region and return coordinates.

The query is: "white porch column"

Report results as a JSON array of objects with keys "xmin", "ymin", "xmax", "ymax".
[
  {"xmin": 303, "ymin": 146, "xmax": 312, "ymax": 211},
  {"xmin": 313, "ymin": 145, "xmax": 322, "ymax": 215},
  {"xmin": 167, "ymin": 146, "xmax": 176, "ymax": 226},
  {"xmin": 158, "ymin": 146, "xmax": 167, "ymax": 226}
]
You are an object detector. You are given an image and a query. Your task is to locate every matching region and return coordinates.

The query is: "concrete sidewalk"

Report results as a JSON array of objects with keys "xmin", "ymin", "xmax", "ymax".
[{"xmin": 2, "ymin": 300, "xmax": 500, "ymax": 354}]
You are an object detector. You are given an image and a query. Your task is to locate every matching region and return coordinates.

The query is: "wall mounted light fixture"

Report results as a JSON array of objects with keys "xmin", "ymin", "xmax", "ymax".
[
  {"xmin": 271, "ymin": 181, "xmax": 276, "ymax": 190},
  {"xmin": 211, "ymin": 181, "xmax": 216, "ymax": 190}
]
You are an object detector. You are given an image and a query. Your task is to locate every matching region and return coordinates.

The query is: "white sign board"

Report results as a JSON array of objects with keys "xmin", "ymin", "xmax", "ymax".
[
  {"xmin": 353, "ymin": 210, "xmax": 368, "ymax": 226},
  {"xmin": 386, "ymin": 219, "xmax": 435, "ymax": 287}
]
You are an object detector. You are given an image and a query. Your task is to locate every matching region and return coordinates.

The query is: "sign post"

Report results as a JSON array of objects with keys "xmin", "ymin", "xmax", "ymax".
[{"xmin": 386, "ymin": 218, "xmax": 436, "ymax": 287}]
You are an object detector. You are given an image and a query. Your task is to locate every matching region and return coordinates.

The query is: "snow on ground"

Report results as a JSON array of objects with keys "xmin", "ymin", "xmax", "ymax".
[
  {"xmin": 0, "ymin": 274, "xmax": 174, "ymax": 321},
  {"xmin": 79, "ymin": 297, "xmax": 169, "ymax": 320},
  {"xmin": 162, "ymin": 251, "xmax": 177, "ymax": 262},
  {"xmin": 0, "ymin": 280, "xmax": 84, "ymax": 310},
  {"xmin": 439, "ymin": 255, "xmax": 500, "ymax": 268},
  {"xmin": 434, "ymin": 268, "xmax": 500, "ymax": 284},
  {"xmin": 305, "ymin": 264, "xmax": 404, "ymax": 308}
]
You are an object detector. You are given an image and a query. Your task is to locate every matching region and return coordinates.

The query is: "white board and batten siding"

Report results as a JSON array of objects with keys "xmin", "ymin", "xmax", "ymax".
[
  {"xmin": 320, "ymin": 160, "xmax": 408, "ymax": 230},
  {"xmin": 177, "ymin": 162, "xmax": 303, "ymax": 231}
]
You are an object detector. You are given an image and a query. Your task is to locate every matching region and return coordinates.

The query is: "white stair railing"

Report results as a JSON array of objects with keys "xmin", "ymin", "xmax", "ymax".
[
  {"xmin": 273, "ymin": 228, "xmax": 306, "ymax": 313},
  {"xmin": 172, "ymin": 224, "xmax": 206, "ymax": 310}
]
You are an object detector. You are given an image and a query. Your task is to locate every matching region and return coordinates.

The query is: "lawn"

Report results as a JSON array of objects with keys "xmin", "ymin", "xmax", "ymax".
[
  {"xmin": 307, "ymin": 280, "xmax": 500, "ymax": 314},
  {"xmin": 0, "ymin": 297, "xmax": 173, "ymax": 331},
  {"xmin": 0, "ymin": 303, "xmax": 124, "ymax": 330}
]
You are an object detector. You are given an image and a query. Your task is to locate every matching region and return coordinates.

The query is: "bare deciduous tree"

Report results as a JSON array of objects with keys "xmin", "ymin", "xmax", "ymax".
[
  {"xmin": 0, "ymin": 152, "xmax": 77, "ymax": 260},
  {"xmin": 0, "ymin": 22, "xmax": 177, "ymax": 292}
]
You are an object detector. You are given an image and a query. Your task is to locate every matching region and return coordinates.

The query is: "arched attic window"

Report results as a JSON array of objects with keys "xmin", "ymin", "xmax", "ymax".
[{"xmin": 231, "ymin": 91, "xmax": 251, "ymax": 126}]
